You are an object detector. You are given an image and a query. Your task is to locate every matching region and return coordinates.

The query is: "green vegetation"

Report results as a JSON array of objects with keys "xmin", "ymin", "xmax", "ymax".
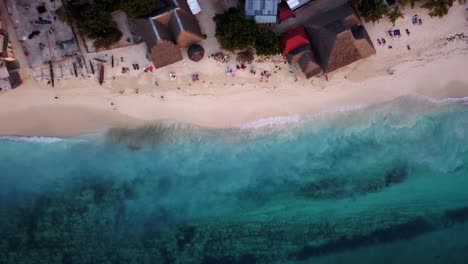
[
  {"xmin": 237, "ymin": 49, "xmax": 255, "ymax": 64},
  {"xmin": 354, "ymin": 0, "xmax": 465, "ymax": 22},
  {"xmin": 254, "ymin": 27, "xmax": 282, "ymax": 56},
  {"xmin": 387, "ymin": 5, "xmax": 404, "ymax": 25},
  {"xmin": 399, "ymin": 0, "xmax": 418, "ymax": 9},
  {"xmin": 120, "ymin": 0, "xmax": 160, "ymax": 17},
  {"xmin": 213, "ymin": 8, "xmax": 281, "ymax": 56},
  {"xmin": 58, "ymin": 0, "xmax": 160, "ymax": 49},
  {"xmin": 353, "ymin": 0, "xmax": 389, "ymax": 23},
  {"xmin": 421, "ymin": 0, "xmax": 452, "ymax": 17}
]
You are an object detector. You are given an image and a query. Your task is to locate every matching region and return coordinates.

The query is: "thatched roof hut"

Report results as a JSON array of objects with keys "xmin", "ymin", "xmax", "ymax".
[
  {"xmin": 303, "ymin": 2, "xmax": 375, "ymax": 73},
  {"xmin": 187, "ymin": 44, "xmax": 204, "ymax": 62},
  {"xmin": 130, "ymin": 0, "xmax": 203, "ymax": 69},
  {"xmin": 151, "ymin": 40, "xmax": 183, "ymax": 69}
]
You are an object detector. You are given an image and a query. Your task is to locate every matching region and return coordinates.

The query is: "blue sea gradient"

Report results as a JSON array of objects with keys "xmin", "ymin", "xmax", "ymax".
[{"xmin": 1, "ymin": 95, "xmax": 468, "ymax": 263}]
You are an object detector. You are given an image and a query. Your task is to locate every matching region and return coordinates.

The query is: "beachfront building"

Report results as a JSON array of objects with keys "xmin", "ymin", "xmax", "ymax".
[
  {"xmin": 303, "ymin": 3, "xmax": 375, "ymax": 74},
  {"xmin": 245, "ymin": 0, "xmax": 280, "ymax": 24},
  {"xmin": 277, "ymin": 1, "xmax": 375, "ymax": 79},
  {"xmin": 0, "ymin": 16, "xmax": 21, "ymax": 92},
  {"xmin": 131, "ymin": 0, "xmax": 203, "ymax": 69}
]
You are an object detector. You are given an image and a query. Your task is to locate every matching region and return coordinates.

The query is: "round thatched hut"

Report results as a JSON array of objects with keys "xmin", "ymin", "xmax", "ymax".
[{"xmin": 187, "ymin": 44, "xmax": 205, "ymax": 62}]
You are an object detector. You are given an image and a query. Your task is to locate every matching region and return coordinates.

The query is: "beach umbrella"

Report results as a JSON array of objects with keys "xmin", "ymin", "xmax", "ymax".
[{"xmin": 187, "ymin": 44, "xmax": 205, "ymax": 62}]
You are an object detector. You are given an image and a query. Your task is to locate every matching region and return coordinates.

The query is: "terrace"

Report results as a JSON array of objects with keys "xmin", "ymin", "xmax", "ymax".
[{"xmin": 7, "ymin": 0, "xmax": 79, "ymax": 67}]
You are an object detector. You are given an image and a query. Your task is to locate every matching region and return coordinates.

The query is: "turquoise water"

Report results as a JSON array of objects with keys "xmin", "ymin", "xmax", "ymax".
[{"xmin": 1, "ymin": 95, "xmax": 468, "ymax": 263}]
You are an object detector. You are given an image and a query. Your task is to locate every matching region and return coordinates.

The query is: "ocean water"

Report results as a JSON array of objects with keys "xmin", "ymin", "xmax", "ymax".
[{"xmin": 1, "ymin": 95, "xmax": 468, "ymax": 264}]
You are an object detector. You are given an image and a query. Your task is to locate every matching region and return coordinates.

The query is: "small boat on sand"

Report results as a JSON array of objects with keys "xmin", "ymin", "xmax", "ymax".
[{"xmin": 99, "ymin": 64, "xmax": 104, "ymax": 85}]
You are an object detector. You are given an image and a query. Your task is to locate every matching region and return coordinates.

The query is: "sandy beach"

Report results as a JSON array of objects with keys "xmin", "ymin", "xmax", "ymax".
[{"xmin": 0, "ymin": 3, "xmax": 467, "ymax": 137}]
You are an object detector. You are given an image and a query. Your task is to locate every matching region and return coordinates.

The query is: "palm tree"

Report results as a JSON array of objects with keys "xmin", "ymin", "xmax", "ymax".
[
  {"xmin": 354, "ymin": 0, "xmax": 389, "ymax": 23},
  {"xmin": 399, "ymin": 0, "xmax": 417, "ymax": 9},
  {"xmin": 387, "ymin": 5, "xmax": 404, "ymax": 25},
  {"xmin": 421, "ymin": 0, "xmax": 452, "ymax": 18}
]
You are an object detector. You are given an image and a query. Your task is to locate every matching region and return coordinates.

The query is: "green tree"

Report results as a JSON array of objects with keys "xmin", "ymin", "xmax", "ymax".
[
  {"xmin": 213, "ymin": 8, "xmax": 257, "ymax": 51},
  {"xmin": 77, "ymin": 8, "xmax": 123, "ymax": 49},
  {"xmin": 387, "ymin": 5, "xmax": 404, "ymax": 25},
  {"xmin": 59, "ymin": 1, "xmax": 123, "ymax": 49},
  {"xmin": 421, "ymin": 0, "xmax": 452, "ymax": 18},
  {"xmin": 398, "ymin": 0, "xmax": 418, "ymax": 8},
  {"xmin": 120, "ymin": 0, "xmax": 160, "ymax": 17},
  {"xmin": 254, "ymin": 27, "xmax": 281, "ymax": 56},
  {"xmin": 353, "ymin": 0, "xmax": 389, "ymax": 23}
]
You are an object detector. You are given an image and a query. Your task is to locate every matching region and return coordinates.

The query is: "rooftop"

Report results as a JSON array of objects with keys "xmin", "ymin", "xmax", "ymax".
[
  {"xmin": 7, "ymin": 0, "xmax": 79, "ymax": 67},
  {"xmin": 245, "ymin": 0, "xmax": 279, "ymax": 24}
]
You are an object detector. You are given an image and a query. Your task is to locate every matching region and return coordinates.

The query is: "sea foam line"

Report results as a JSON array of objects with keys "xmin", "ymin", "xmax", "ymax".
[
  {"xmin": 410, "ymin": 93, "xmax": 468, "ymax": 105},
  {"xmin": 0, "ymin": 136, "xmax": 64, "ymax": 143},
  {"xmin": 240, "ymin": 104, "xmax": 368, "ymax": 131},
  {"xmin": 240, "ymin": 114, "xmax": 302, "ymax": 130}
]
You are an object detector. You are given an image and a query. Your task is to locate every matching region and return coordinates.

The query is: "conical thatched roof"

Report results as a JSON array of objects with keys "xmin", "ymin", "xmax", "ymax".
[{"xmin": 187, "ymin": 44, "xmax": 205, "ymax": 62}]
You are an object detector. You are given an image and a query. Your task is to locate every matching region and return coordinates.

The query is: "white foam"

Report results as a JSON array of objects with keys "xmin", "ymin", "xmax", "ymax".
[
  {"xmin": 438, "ymin": 96, "xmax": 468, "ymax": 104},
  {"xmin": 312, "ymin": 104, "xmax": 368, "ymax": 116},
  {"xmin": 409, "ymin": 94, "xmax": 468, "ymax": 105},
  {"xmin": 240, "ymin": 104, "xmax": 368, "ymax": 131},
  {"xmin": 0, "ymin": 136, "xmax": 63, "ymax": 143},
  {"xmin": 240, "ymin": 114, "xmax": 302, "ymax": 130}
]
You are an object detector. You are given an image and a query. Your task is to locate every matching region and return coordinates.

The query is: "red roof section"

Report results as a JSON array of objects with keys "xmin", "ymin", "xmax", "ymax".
[
  {"xmin": 282, "ymin": 26, "xmax": 310, "ymax": 56},
  {"xmin": 279, "ymin": 6, "xmax": 294, "ymax": 22}
]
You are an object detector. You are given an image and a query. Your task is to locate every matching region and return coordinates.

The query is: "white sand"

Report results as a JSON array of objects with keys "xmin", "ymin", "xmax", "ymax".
[{"xmin": 0, "ymin": 3, "xmax": 467, "ymax": 137}]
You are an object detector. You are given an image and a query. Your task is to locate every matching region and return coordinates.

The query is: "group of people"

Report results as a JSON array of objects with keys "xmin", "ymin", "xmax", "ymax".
[{"xmin": 375, "ymin": 14, "xmax": 424, "ymax": 50}]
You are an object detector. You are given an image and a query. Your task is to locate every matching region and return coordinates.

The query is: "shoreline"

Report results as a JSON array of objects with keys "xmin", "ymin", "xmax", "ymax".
[
  {"xmin": 0, "ymin": 5, "xmax": 467, "ymax": 137},
  {"xmin": 1, "ymin": 90, "xmax": 467, "ymax": 139},
  {"xmin": 1, "ymin": 53, "xmax": 468, "ymax": 137}
]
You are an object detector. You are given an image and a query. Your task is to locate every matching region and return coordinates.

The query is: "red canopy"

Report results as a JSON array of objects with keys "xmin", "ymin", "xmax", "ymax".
[
  {"xmin": 279, "ymin": 6, "xmax": 294, "ymax": 22},
  {"xmin": 282, "ymin": 26, "xmax": 310, "ymax": 56}
]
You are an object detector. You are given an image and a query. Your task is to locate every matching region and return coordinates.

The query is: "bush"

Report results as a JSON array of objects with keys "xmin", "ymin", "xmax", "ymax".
[
  {"xmin": 255, "ymin": 27, "xmax": 281, "ymax": 56},
  {"xmin": 59, "ymin": 0, "xmax": 160, "ymax": 49},
  {"xmin": 213, "ymin": 8, "xmax": 257, "ymax": 51},
  {"xmin": 213, "ymin": 8, "xmax": 280, "ymax": 56},
  {"xmin": 120, "ymin": 0, "xmax": 160, "ymax": 17},
  {"xmin": 236, "ymin": 49, "xmax": 255, "ymax": 64}
]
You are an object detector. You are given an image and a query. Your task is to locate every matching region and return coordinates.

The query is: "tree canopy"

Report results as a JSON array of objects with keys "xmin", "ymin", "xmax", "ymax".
[
  {"xmin": 387, "ymin": 5, "xmax": 404, "ymax": 26},
  {"xmin": 354, "ymin": 0, "xmax": 465, "ymax": 22},
  {"xmin": 59, "ymin": 0, "xmax": 160, "ymax": 49},
  {"xmin": 353, "ymin": 0, "xmax": 389, "ymax": 23},
  {"xmin": 120, "ymin": 0, "xmax": 160, "ymax": 17},
  {"xmin": 213, "ymin": 8, "xmax": 281, "ymax": 56}
]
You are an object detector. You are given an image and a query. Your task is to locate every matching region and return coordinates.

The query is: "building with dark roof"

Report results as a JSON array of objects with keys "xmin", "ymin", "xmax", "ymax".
[
  {"xmin": 131, "ymin": 0, "xmax": 203, "ymax": 69},
  {"xmin": 280, "ymin": 1, "xmax": 375, "ymax": 79},
  {"xmin": 303, "ymin": 3, "xmax": 375, "ymax": 73}
]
